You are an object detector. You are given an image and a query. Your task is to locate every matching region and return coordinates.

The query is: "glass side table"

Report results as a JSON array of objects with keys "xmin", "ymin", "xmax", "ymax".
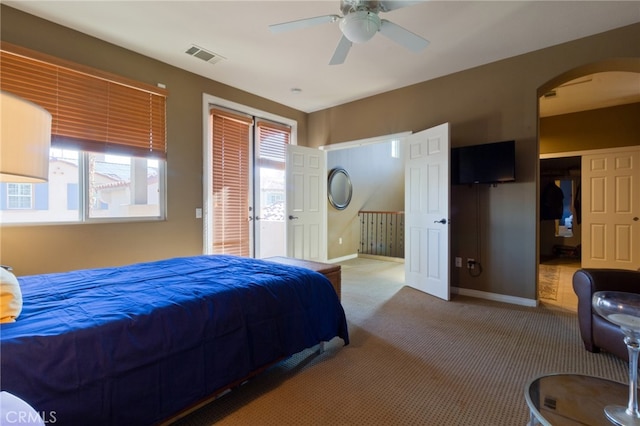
[{"xmin": 525, "ymin": 374, "xmax": 627, "ymax": 426}]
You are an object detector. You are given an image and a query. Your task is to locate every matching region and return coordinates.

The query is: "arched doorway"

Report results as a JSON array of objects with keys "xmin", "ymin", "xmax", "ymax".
[{"xmin": 536, "ymin": 58, "xmax": 640, "ymax": 310}]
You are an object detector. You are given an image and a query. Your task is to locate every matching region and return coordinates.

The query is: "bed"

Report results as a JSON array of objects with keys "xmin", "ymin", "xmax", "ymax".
[{"xmin": 0, "ymin": 255, "xmax": 349, "ymax": 425}]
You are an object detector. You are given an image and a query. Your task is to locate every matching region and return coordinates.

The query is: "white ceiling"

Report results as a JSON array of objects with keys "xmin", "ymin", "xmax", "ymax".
[{"xmin": 5, "ymin": 1, "xmax": 640, "ymax": 114}]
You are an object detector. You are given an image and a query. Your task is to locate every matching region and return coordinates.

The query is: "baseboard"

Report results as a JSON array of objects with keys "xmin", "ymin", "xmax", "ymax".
[
  {"xmin": 357, "ymin": 254, "xmax": 405, "ymax": 263},
  {"xmin": 326, "ymin": 253, "xmax": 358, "ymax": 264},
  {"xmin": 329, "ymin": 256, "xmax": 537, "ymax": 307},
  {"xmin": 452, "ymin": 286, "xmax": 538, "ymax": 307}
]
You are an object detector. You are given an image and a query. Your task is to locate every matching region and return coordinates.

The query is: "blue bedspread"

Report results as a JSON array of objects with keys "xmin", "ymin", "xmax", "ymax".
[{"xmin": 0, "ymin": 255, "xmax": 349, "ymax": 425}]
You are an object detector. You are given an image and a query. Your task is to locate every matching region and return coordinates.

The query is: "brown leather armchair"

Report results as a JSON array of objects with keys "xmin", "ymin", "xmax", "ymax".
[{"xmin": 573, "ymin": 268, "xmax": 640, "ymax": 361}]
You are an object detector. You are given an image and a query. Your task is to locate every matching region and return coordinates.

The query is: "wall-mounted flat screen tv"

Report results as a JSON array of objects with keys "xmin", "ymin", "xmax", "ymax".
[{"xmin": 452, "ymin": 140, "xmax": 516, "ymax": 185}]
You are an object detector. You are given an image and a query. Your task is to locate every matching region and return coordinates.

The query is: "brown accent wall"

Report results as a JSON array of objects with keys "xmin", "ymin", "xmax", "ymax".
[
  {"xmin": 308, "ymin": 23, "xmax": 640, "ymax": 300},
  {"xmin": 0, "ymin": 5, "xmax": 307, "ymax": 275},
  {"xmin": 540, "ymin": 103, "xmax": 640, "ymax": 154}
]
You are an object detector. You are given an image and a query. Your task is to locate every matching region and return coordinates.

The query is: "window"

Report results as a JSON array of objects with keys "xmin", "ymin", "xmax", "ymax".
[
  {"xmin": 6, "ymin": 184, "xmax": 33, "ymax": 209},
  {"xmin": 391, "ymin": 139, "xmax": 400, "ymax": 158},
  {"xmin": 0, "ymin": 149, "xmax": 164, "ymax": 224},
  {"xmin": 88, "ymin": 153, "xmax": 162, "ymax": 219},
  {"xmin": 266, "ymin": 192, "xmax": 285, "ymax": 206},
  {"xmin": 0, "ymin": 42, "xmax": 167, "ymax": 225}
]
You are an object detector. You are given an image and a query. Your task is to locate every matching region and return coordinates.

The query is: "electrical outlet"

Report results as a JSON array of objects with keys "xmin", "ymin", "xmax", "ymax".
[
  {"xmin": 467, "ymin": 258, "xmax": 475, "ymax": 269},
  {"xmin": 455, "ymin": 257, "xmax": 462, "ymax": 268},
  {"xmin": 339, "ymin": 237, "xmax": 343, "ymax": 245}
]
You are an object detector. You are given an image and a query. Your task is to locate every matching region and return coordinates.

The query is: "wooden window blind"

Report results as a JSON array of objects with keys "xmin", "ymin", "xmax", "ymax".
[
  {"xmin": 0, "ymin": 42, "xmax": 167, "ymax": 159},
  {"xmin": 256, "ymin": 120, "xmax": 290, "ymax": 170},
  {"xmin": 211, "ymin": 108, "xmax": 253, "ymax": 256}
]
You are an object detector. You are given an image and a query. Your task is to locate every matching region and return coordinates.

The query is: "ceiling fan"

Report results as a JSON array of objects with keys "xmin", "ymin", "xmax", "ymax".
[{"xmin": 269, "ymin": 0, "xmax": 430, "ymax": 65}]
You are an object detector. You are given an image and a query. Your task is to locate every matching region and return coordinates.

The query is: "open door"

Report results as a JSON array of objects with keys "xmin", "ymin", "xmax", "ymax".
[
  {"xmin": 286, "ymin": 144, "xmax": 327, "ymax": 261},
  {"xmin": 405, "ymin": 123, "xmax": 451, "ymax": 300}
]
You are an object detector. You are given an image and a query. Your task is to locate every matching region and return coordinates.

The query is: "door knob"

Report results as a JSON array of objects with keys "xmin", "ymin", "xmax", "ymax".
[
  {"xmin": 434, "ymin": 218, "xmax": 447, "ymax": 224},
  {"xmin": 288, "ymin": 215, "xmax": 299, "ymax": 220},
  {"xmin": 634, "ymin": 217, "xmax": 639, "ymax": 222}
]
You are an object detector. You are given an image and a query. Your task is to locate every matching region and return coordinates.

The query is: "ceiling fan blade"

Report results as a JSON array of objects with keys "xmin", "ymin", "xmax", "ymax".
[
  {"xmin": 379, "ymin": 0, "xmax": 427, "ymax": 12},
  {"xmin": 329, "ymin": 35, "xmax": 352, "ymax": 65},
  {"xmin": 379, "ymin": 19, "xmax": 429, "ymax": 52},
  {"xmin": 269, "ymin": 15, "xmax": 340, "ymax": 34}
]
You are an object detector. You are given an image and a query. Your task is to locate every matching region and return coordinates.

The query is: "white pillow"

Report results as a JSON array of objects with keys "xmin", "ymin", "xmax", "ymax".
[
  {"xmin": 0, "ymin": 267, "xmax": 22, "ymax": 323},
  {"xmin": 0, "ymin": 391, "xmax": 44, "ymax": 425}
]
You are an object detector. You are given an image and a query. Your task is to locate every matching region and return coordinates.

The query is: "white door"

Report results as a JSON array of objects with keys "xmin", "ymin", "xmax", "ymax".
[
  {"xmin": 286, "ymin": 145, "xmax": 327, "ymax": 261},
  {"xmin": 582, "ymin": 149, "xmax": 640, "ymax": 269},
  {"xmin": 405, "ymin": 123, "xmax": 451, "ymax": 300}
]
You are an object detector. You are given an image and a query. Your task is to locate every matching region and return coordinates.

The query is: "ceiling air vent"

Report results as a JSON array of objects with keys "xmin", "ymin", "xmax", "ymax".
[{"xmin": 185, "ymin": 45, "xmax": 225, "ymax": 65}]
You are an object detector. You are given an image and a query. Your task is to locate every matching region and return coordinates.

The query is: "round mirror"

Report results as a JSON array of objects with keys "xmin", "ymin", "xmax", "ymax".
[{"xmin": 328, "ymin": 167, "xmax": 352, "ymax": 210}]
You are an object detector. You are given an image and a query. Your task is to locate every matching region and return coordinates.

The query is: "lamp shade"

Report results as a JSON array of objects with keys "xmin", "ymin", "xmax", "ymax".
[
  {"xmin": 0, "ymin": 91, "xmax": 52, "ymax": 183},
  {"xmin": 340, "ymin": 11, "xmax": 381, "ymax": 44}
]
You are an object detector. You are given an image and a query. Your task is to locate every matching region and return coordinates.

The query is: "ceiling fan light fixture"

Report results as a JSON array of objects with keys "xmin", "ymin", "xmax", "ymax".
[{"xmin": 340, "ymin": 11, "xmax": 381, "ymax": 43}]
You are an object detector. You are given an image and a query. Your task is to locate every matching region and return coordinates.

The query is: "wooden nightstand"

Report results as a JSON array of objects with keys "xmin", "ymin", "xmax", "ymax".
[{"xmin": 265, "ymin": 256, "xmax": 341, "ymax": 300}]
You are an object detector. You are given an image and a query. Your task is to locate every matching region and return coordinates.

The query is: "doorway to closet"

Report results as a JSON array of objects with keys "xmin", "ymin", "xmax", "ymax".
[
  {"xmin": 539, "ymin": 156, "xmax": 581, "ymax": 312},
  {"xmin": 537, "ymin": 66, "xmax": 640, "ymax": 311}
]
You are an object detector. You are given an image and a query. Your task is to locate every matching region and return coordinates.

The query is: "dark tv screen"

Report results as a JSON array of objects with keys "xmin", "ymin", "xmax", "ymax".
[{"xmin": 452, "ymin": 140, "xmax": 516, "ymax": 185}]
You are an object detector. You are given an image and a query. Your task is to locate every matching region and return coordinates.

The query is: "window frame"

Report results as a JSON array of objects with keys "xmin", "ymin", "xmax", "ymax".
[
  {"xmin": 6, "ymin": 183, "xmax": 34, "ymax": 210},
  {"xmin": 0, "ymin": 150, "xmax": 166, "ymax": 226},
  {"xmin": 81, "ymin": 151, "xmax": 166, "ymax": 224}
]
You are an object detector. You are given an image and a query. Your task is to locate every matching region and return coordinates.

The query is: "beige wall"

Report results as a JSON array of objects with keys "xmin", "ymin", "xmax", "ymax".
[
  {"xmin": 327, "ymin": 141, "xmax": 405, "ymax": 260},
  {"xmin": 0, "ymin": 6, "xmax": 308, "ymax": 275},
  {"xmin": 308, "ymin": 23, "xmax": 640, "ymax": 300}
]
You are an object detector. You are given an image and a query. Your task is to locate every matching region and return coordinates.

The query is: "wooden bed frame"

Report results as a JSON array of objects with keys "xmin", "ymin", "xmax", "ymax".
[{"xmin": 265, "ymin": 257, "xmax": 341, "ymax": 299}]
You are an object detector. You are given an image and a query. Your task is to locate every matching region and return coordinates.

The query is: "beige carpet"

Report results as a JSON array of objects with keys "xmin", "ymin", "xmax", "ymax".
[
  {"xmin": 172, "ymin": 258, "xmax": 626, "ymax": 425},
  {"xmin": 538, "ymin": 263, "xmax": 560, "ymax": 300}
]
